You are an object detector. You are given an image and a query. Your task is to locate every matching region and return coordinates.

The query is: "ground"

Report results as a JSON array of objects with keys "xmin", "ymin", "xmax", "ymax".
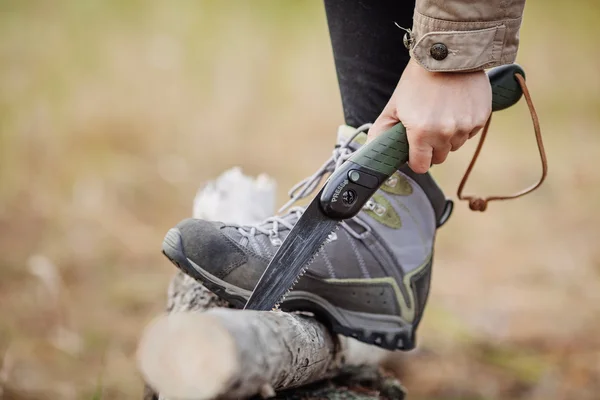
[{"xmin": 0, "ymin": 1, "xmax": 599, "ymax": 399}]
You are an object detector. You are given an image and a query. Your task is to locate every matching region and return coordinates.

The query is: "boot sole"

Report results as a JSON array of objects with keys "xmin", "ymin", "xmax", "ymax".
[{"xmin": 162, "ymin": 228, "xmax": 414, "ymax": 351}]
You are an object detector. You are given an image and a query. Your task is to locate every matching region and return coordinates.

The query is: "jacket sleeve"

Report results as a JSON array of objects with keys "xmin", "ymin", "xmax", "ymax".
[{"xmin": 406, "ymin": 0, "xmax": 526, "ymax": 72}]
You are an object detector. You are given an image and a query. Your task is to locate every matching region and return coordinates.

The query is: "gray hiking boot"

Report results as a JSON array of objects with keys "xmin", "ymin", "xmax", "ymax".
[{"xmin": 162, "ymin": 124, "xmax": 453, "ymax": 351}]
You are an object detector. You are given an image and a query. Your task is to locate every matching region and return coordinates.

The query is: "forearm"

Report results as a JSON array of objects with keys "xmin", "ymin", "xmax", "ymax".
[{"xmin": 406, "ymin": 0, "xmax": 526, "ymax": 72}]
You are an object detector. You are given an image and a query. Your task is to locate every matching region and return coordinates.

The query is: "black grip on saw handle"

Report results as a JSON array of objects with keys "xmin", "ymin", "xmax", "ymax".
[
  {"xmin": 488, "ymin": 64, "xmax": 525, "ymax": 112},
  {"xmin": 319, "ymin": 64, "xmax": 526, "ymax": 220}
]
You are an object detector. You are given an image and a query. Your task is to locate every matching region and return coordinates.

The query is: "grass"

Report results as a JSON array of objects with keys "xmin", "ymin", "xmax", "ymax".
[{"xmin": 0, "ymin": 1, "xmax": 599, "ymax": 399}]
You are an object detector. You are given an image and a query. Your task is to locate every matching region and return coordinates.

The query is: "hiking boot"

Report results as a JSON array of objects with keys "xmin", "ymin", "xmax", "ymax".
[{"xmin": 162, "ymin": 124, "xmax": 453, "ymax": 351}]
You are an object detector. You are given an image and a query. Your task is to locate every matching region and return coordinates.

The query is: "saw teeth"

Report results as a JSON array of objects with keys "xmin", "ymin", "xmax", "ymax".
[{"xmin": 272, "ymin": 225, "xmax": 340, "ymax": 309}]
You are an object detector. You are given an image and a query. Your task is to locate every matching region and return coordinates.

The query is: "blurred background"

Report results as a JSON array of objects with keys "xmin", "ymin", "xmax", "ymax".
[{"xmin": 1, "ymin": 1, "xmax": 599, "ymax": 399}]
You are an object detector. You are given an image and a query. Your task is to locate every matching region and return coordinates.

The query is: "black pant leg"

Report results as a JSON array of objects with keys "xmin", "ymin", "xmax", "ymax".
[{"xmin": 323, "ymin": 0, "xmax": 415, "ymax": 127}]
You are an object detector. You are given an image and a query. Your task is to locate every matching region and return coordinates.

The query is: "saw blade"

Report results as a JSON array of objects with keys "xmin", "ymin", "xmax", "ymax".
[{"xmin": 243, "ymin": 189, "xmax": 339, "ymax": 311}]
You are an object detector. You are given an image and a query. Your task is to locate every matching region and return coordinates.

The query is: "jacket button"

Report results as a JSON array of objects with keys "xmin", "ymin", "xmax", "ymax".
[{"xmin": 430, "ymin": 43, "xmax": 448, "ymax": 60}]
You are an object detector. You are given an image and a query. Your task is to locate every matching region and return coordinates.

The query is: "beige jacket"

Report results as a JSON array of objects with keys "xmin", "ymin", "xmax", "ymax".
[{"xmin": 407, "ymin": 0, "xmax": 526, "ymax": 72}]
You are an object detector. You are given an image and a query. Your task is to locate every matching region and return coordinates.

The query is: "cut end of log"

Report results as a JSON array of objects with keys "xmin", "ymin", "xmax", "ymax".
[{"xmin": 137, "ymin": 312, "xmax": 239, "ymax": 400}]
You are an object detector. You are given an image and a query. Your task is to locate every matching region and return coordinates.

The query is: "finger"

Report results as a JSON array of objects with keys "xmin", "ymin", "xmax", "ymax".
[
  {"xmin": 469, "ymin": 114, "xmax": 489, "ymax": 139},
  {"xmin": 367, "ymin": 114, "xmax": 398, "ymax": 143},
  {"xmin": 408, "ymin": 142, "xmax": 433, "ymax": 174},
  {"xmin": 431, "ymin": 144, "xmax": 451, "ymax": 165},
  {"xmin": 450, "ymin": 134, "xmax": 469, "ymax": 151},
  {"xmin": 468, "ymin": 124, "xmax": 484, "ymax": 139}
]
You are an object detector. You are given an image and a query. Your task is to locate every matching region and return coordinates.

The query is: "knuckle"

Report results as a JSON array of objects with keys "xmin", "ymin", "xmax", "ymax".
[
  {"xmin": 408, "ymin": 130, "xmax": 431, "ymax": 147},
  {"xmin": 436, "ymin": 123, "xmax": 456, "ymax": 139},
  {"xmin": 462, "ymin": 117, "xmax": 475, "ymax": 131},
  {"xmin": 442, "ymin": 120, "xmax": 458, "ymax": 133},
  {"xmin": 415, "ymin": 122, "xmax": 436, "ymax": 135}
]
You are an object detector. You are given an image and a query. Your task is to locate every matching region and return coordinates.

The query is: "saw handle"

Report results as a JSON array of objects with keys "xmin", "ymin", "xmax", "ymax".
[{"xmin": 319, "ymin": 63, "xmax": 526, "ymax": 220}]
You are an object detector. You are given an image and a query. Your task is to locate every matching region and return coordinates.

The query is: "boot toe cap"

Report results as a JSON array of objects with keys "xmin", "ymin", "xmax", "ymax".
[{"xmin": 173, "ymin": 218, "xmax": 248, "ymax": 280}]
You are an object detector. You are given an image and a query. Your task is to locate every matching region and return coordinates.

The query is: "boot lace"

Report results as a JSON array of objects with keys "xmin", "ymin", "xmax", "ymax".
[{"xmin": 237, "ymin": 123, "xmax": 373, "ymax": 241}]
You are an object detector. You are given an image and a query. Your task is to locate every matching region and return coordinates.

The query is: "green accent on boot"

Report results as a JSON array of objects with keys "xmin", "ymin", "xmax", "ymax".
[
  {"xmin": 324, "ymin": 252, "xmax": 432, "ymax": 324},
  {"xmin": 380, "ymin": 171, "xmax": 413, "ymax": 196},
  {"xmin": 352, "ymin": 132, "xmax": 367, "ymax": 146},
  {"xmin": 364, "ymin": 193, "xmax": 402, "ymax": 229}
]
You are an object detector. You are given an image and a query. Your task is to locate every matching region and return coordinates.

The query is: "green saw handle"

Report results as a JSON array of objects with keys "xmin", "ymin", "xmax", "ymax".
[{"xmin": 319, "ymin": 63, "xmax": 526, "ymax": 220}]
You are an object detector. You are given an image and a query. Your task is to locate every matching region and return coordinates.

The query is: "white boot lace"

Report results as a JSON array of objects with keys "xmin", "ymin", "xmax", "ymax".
[{"xmin": 237, "ymin": 123, "xmax": 373, "ymax": 242}]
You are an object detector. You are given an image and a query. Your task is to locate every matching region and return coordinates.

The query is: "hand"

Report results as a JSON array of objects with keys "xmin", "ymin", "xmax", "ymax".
[{"xmin": 368, "ymin": 58, "xmax": 492, "ymax": 174}]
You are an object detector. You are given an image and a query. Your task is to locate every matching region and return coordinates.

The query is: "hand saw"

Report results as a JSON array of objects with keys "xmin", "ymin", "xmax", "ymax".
[{"xmin": 244, "ymin": 64, "xmax": 527, "ymax": 311}]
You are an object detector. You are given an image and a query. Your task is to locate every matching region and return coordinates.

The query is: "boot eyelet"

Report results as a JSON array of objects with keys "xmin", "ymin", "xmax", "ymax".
[
  {"xmin": 374, "ymin": 204, "xmax": 386, "ymax": 216},
  {"xmin": 385, "ymin": 176, "xmax": 398, "ymax": 187},
  {"xmin": 363, "ymin": 199, "xmax": 376, "ymax": 211}
]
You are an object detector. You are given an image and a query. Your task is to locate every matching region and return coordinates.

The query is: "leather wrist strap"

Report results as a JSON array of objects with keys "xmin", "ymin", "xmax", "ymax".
[{"xmin": 457, "ymin": 73, "xmax": 548, "ymax": 211}]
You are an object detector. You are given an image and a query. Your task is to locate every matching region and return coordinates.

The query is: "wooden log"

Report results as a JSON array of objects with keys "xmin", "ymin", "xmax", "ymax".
[
  {"xmin": 269, "ymin": 366, "xmax": 406, "ymax": 400},
  {"xmin": 138, "ymin": 168, "xmax": 400, "ymax": 399},
  {"xmin": 138, "ymin": 308, "xmax": 339, "ymax": 399},
  {"xmin": 143, "ymin": 362, "xmax": 405, "ymax": 400},
  {"xmin": 139, "ymin": 273, "xmax": 401, "ymax": 400}
]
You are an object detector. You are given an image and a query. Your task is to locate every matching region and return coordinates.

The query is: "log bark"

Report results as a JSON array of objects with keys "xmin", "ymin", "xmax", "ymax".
[
  {"xmin": 138, "ymin": 168, "xmax": 401, "ymax": 399},
  {"xmin": 143, "ymin": 363, "xmax": 405, "ymax": 400},
  {"xmin": 139, "ymin": 307, "xmax": 340, "ymax": 399},
  {"xmin": 268, "ymin": 366, "xmax": 406, "ymax": 400},
  {"xmin": 139, "ymin": 273, "xmax": 402, "ymax": 400}
]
